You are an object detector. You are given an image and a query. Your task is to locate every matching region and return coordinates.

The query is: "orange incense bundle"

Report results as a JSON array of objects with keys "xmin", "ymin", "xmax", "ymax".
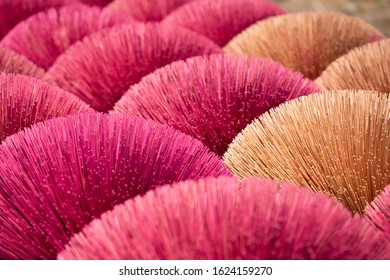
[
  {"xmin": 317, "ymin": 39, "xmax": 390, "ymax": 93},
  {"xmin": 225, "ymin": 12, "xmax": 384, "ymax": 79},
  {"xmin": 224, "ymin": 90, "xmax": 390, "ymax": 214}
]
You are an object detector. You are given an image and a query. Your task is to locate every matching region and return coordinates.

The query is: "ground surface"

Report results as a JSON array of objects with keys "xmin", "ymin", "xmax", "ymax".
[{"xmin": 273, "ymin": 0, "xmax": 390, "ymax": 36}]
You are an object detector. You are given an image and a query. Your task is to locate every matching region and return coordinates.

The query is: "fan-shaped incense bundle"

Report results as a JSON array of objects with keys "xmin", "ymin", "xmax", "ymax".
[
  {"xmin": 0, "ymin": 0, "xmax": 76, "ymax": 39},
  {"xmin": 0, "ymin": 5, "xmax": 131, "ymax": 70},
  {"xmin": 0, "ymin": 113, "xmax": 229, "ymax": 259},
  {"xmin": 225, "ymin": 12, "xmax": 384, "ymax": 79},
  {"xmin": 45, "ymin": 24, "xmax": 222, "ymax": 112},
  {"xmin": 223, "ymin": 90, "xmax": 390, "ymax": 214},
  {"xmin": 114, "ymin": 54, "xmax": 320, "ymax": 156},
  {"xmin": 0, "ymin": 72, "xmax": 91, "ymax": 142},
  {"xmin": 107, "ymin": 0, "xmax": 194, "ymax": 22},
  {"xmin": 163, "ymin": 0, "xmax": 286, "ymax": 46},
  {"xmin": 58, "ymin": 177, "xmax": 390, "ymax": 260},
  {"xmin": 316, "ymin": 39, "xmax": 390, "ymax": 93}
]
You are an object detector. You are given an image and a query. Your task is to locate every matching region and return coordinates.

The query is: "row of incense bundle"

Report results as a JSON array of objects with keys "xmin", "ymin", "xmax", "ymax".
[{"xmin": 0, "ymin": 0, "xmax": 389, "ymax": 260}]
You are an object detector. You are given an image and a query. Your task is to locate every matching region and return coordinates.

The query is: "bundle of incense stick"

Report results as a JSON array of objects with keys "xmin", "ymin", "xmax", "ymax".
[{"xmin": 0, "ymin": 0, "xmax": 389, "ymax": 260}]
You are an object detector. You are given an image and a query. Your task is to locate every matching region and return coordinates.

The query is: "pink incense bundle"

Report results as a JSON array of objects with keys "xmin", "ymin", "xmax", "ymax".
[
  {"xmin": 0, "ymin": 0, "xmax": 77, "ymax": 39},
  {"xmin": 0, "ymin": 113, "xmax": 229, "ymax": 259},
  {"xmin": 58, "ymin": 177, "xmax": 390, "ymax": 260},
  {"xmin": 0, "ymin": 5, "xmax": 131, "ymax": 70},
  {"xmin": 0, "ymin": 72, "xmax": 91, "ymax": 142},
  {"xmin": 0, "ymin": 47, "xmax": 44, "ymax": 77},
  {"xmin": 365, "ymin": 186, "xmax": 390, "ymax": 239},
  {"xmin": 316, "ymin": 39, "xmax": 390, "ymax": 93},
  {"xmin": 45, "ymin": 24, "xmax": 222, "ymax": 112},
  {"xmin": 163, "ymin": 0, "xmax": 286, "ymax": 46},
  {"xmin": 225, "ymin": 12, "xmax": 385, "ymax": 79},
  {"xmin": 107, "ymin": 0, "xmax": 194, "ymax": 22},
  {"xmin": 77, "ymin": 0, "xmax": 112, "ymax": 6},
  {"xmin": 113, "ymin": 54, "xmax": 319, "ymax": 156}
]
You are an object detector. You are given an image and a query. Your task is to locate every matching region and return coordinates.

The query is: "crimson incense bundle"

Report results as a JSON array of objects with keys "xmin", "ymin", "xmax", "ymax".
[
  {"xmin": 0, "ymin": 5, "xmax": 131, "ymax": 70},
  {"xmin": 59, "ymin": 177, "xmax": 390, "ymax": 260},
  {"xmin": 0, "ymin": 113, "xmax": 229, "ymax": 259},
  {"xmin": 45, "ymin": 24, "xmax": 222, "ymax": 111},
  {"xmin": 114, "ymin": 54, "xmax": 319, "ymax": 155}
]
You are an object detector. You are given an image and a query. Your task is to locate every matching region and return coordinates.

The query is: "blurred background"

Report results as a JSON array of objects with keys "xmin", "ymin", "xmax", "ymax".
[{"xmin": 273, "ymin": 0, "xmax": 390, "ymax": 36}]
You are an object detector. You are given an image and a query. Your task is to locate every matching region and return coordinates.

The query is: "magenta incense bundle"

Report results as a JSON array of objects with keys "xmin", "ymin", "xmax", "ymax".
[
  {"xmin": 0, "ymin": 113, "xmax": 229, "ymax": 259},
  {"xmin": 0, "ymin": 47, "xmax": 44, "ymax": 77},
  {"xmin": 0, "ymin": 0, "xmax": 389, "ymax": 267},
  {"xmin": 78, "ymin": 0, "xmax": 113, "ymax": 6},
  {"xmin": 0, "ymin": 0, "xmax": 77, "ymax": 39},
  {"xmin": 58, "ymin": 177, "xmax": 390, "ymax": 260},
  {"xmin": 114, "ymin": 54, "xmax": 319, "ymax": 155},
  {"xmin": 45, "ymin": 23, "xmax": 222, "ymax": 112},
  {"xmin": 0, "ymin": 5, "xmax": 131, "ymax": 70},
  {"xmin": 0, "ymin": 72, "xmax": 91, "ymax": 142},
  {"xmin": 107, "ymin": 0, "xmax": 194, "ymax": 22},
  {"xmin": 163, "ymin": 0, "xmax": 286, "ymax": 46},
  {"xmin": 365, "ymin": 185, "xmax": 390, "ymax": 239}
]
